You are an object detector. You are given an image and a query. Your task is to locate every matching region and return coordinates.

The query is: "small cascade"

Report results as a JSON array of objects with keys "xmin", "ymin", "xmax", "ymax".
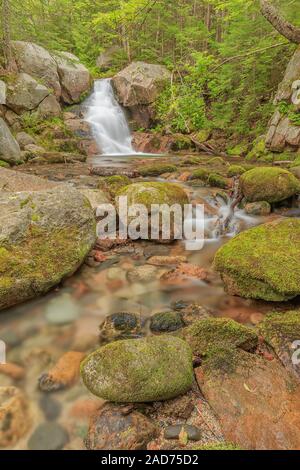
[{"xmin": 85, "ymin": 79, "xmax": 134, "ymax": 155}]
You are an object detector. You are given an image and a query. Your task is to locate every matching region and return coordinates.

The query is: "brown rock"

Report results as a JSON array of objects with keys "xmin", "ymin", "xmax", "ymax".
[
  {"xmin": 161, "ymin": 263, "xmax": 208, "ymax": 286},
  {"xmin": 39, "ymin": 351, "xmax": 85, "ymax": 392},
  {"xmin": 147, "ymin": 256, "xmax": 187, "ymax": 266},
  {"xmin": 196, "ymin": 350, "xmax": 300, "ymax": 450},
  {"xmin": 0, "ymin": 363, "xmax": 25, "ymax": 380},
  {"xmin": 0, "ymin": 386, "xmax": 30, "ymax": 448},
  {"xmin": 85, "ymin": 403, "xmax": 158, "ymax": 450}
]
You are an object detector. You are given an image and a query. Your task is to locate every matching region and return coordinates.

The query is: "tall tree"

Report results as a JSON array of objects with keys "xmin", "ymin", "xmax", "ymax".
[
  {"xmin": 1, "ymin": 0, "xmax": 14, "ymax": 70},
  {"xmin": 260, "ymin": 0, "xmax": 300, "ymax": 44}
]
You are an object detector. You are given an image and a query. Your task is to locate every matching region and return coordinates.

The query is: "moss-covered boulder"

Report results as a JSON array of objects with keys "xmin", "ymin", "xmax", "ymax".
[
  {"xmin": 258, "ymin": 310, "xmax": 300, "ymax": 380},
  {"xmin": 208, "ymin": 173, "xmax": 228, "ymax": 189},
  {"xmin": 80, "ymin": 336, "xmax": 193, "ymax": 402},
  {"xmin": 190, "ymin": 168, "xmax": 209, "ymax": 181},
  {"xmin": 240, "ymin": 167, "xmax": 300, "ymax": 203},
  {"xmin": 170, "ymin": 134, "xmax": 193, "ymax": 151},
  {"xmin": 180, "ymin": 318, "xmax": 258, "ymax": 358},
  {"xmin": 0, "ymin": 183, "xmax": 96, "ymax": 310},
  {"xmin": 117, "ymin": 181, "xmax": 188, "ymax": 208},
  {"xmin": 139, "ymin": 163, "xmax": 177, "ymax": 177},
  {"xmin": 99, "ymin": 175, "xmax": 131, "ymax": 199},
  {"xmin": 227, "ymin": 165, "xmax": 246, "ymax": 177},
  {"xmin": 214, "ymin": 218, "xmax": 300, "ymax": 301}
]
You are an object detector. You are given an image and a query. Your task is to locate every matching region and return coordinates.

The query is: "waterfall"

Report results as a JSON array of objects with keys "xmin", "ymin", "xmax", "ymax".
[{"xmin": 85, "ymin": 79, "xmax": 134, "ymax": 155}]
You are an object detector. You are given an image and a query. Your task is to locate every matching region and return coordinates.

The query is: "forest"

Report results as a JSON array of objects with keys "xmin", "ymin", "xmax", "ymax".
[{"xmin": 1, "ymin": 0, "xmax": 300, "ymax": 455}]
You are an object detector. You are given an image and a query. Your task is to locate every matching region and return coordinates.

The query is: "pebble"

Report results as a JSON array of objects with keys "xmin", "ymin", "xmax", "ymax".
[
  {"xmin": 127, "ymin": 265, "xmax": 157, "ymax": 283},
  {"xmin": 164, "ymin": 424, "xmax": 201, "ymax": 441},
  {"xmin": 28, "ymin": 423, "xmax": 69, "ymax": 450},
  {"xmin": 45, "ymin": 293, "xmax": 80, "ymax": 325},
  {"xmin": 39, "ymin": 395, "xmax": 62, "ymax": 421}
]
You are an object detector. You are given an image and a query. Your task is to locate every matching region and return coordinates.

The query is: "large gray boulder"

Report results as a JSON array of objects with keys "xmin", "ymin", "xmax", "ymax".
[
  {"xmin": 37, "ymin": 95, "xmax": 61, "ymax": 118},
  {"xmin": 6, "ymin": 73, "xmax": 49, "ymax": 115},
  {"xmin": 0, "ymin": 169, "xmax": 96, "ymax": 310},
  {"xmin": 112, "ymin": 62, "xmax": 171, "ymax": 128},
  {"xmin": 274, "ymin": 46, "xmax": 300, "ymax": 104},
  {"xmin": 12, "ymin": 41, "xmax": 61, "ymax": 97},
  {"xmin": 55, "ymin": 52, "xmax": 91, "ymax": 104},
  {"xmin": 0, "ymin": 118, "xmax": 22, "ymax": 164},
  {"xmin": 0, "ymin": 81, "xmax": 6, "ymax": 105},
  {"xmin": 265, "ymin": 46, "xmax": 300, "ymax": 152}
]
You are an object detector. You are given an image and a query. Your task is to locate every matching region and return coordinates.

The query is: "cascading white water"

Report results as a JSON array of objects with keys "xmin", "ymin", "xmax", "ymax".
[{"xmin": 86, "ymin": 79, "xmax": 134, "ymax": 155}]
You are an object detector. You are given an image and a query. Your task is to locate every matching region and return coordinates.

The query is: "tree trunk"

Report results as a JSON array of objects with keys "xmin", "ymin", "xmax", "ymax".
[
  {"xmin": 2, "ymin": 0, "xmax": 11, "ymax": 68},
  {"xmin": 260, "ymin": 0, "xmax": 300, "ymax": 44}
]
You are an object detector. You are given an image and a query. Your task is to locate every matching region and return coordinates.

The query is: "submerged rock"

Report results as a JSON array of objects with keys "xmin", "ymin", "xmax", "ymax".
[
  {"xmin": 150, "ymin": 311, "xmax": 184, "ymax": 333},
  {"xmin": 0, "ymin": 386, "xmax": 30, "ymax": 448},
  {"xmin": 244, "ymin": 201, "xmax": 271, "ymax": 216},
  {"xmin": 240, "ymin": 167, "xmax": 300, "ymax": 203},
  {"xmin": 85, "ymin": 403, "xmax": 158, "ymax": 450},
  {"xmin": 0, "ymin": 182, "xmax": 96, "ymax": 310},
  {"xmin": 164, "ymin": 424, "xmax": 201, "ymax": 441},
  {"xmin": 39, "ymin": 351, "xmax": 85, "ymax": 392},
  {"xmin": 99, "ymin": 312, "xmax": 142, "ymax": 344},
  {"xmin": 28, "ymin": 423, "xmax": 69, "ymax": 450},
  {"xmin": 81, "ymin": 336, "xmax": 193, "ymax": 403},
  {"xmin": 214, "ymin": 218, "xmax": 300, "ymax": 301}
]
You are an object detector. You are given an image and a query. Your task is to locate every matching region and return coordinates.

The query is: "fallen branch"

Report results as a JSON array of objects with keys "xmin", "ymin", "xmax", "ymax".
[{"xmin": 190, "ymin": 135, "xmax": 227, "ymax": 158}]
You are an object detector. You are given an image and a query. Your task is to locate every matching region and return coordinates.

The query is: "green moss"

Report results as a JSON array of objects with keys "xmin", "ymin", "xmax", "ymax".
[
  {"xmin": 214, "ymin": 218, "xmax": 300, "ymax": 301},
  {"xmin": 190, "ymin": 168, "xmax": 209, "ymax": 181},
  {"xmin": 245, "ymin": 137, "xmax": 267, "ymax": 161},
  {"xmin": 258, "ymin": 310, "xmax": 300, "ymax": 346},
  {"xmin": 208, "ymin": 173, "xmax": 228, "ymax": 189},
  {"xmin": 192, "ymin": 442, "xmax": 242, "ymax": 451},
  {"xmin": 290, "ymin": 157, "xmax": 300, "ymax": 168},
  {"xmin": 240, "ymin": 167, "xmax": 300, "ymax": 203},
  {"xmin": 139, "ymin": 163, "xmax": 177, "ymax": 177},
  {"xmin": 207, "ymin": 157, "xmax": 228, "ymax": 167},
  {"xmin": 80, "ymin": 336, "xmax": 193, "ymax": 402},
  {"xmin": 0, "ymin": 224, "xmax": 93, "ymax": 309},
  {"xmin": 117, "ymin": 182, "xmax": 189, "ymax": 209},
  {"xmin": 196, "ymin": 129, "xmax": 211, "ymax": 143},
  {"xmin": 227, "ymin": 144, "xmax": 248, "ymax": 157},
  {"xmin": 227, "ymin": 165, "xmax": 246, "ymax": 177},
  {"xmin": 0, "ymin": 160, "xmax": 10, "ymax": 168},
  {"xmin": 171, "ymin": 135, "xmax": 192, "ymax": 151},
  {"xmin": 99, "ymin": 175, "xmax": 131, "ymax": 198},
  {"xmin": 180, "ymin": 318, "xmax": 258, "ymax": 358}
]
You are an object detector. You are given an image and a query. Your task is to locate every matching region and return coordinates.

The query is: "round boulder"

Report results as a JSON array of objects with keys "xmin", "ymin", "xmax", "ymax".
[
  {"xmin": 81, "ymin": 336, "xmax": 193, "ymax": 403},
  {"xmin": 240, "ymin": 167, "xmax": 300, "ymax": 203}
]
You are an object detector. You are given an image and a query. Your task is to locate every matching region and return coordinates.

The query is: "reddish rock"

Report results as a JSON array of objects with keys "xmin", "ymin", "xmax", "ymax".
[
  {"xmin": 0, "ymin": 363, "xmax": 25, "ymax": 380},
  {"xmin": 39, "ymin": 351, "xmax": 85, "ymax": 392},
  {"xmin": 85, "ymin": 403, "xmax": 158, "ymax": 450},
  {"xmin": 196, "ymin": 350, "xmax": 300, "ymax": 450},
  {"xmin": 161, "ymin": 263, "xmax": 208, "ymax": 286}
]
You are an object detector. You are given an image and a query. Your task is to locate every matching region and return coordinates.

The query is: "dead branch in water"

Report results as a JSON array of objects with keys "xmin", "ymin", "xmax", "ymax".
[{"xmin": 190, "ymin": 135, "xmax": 228, "ymax": 158}]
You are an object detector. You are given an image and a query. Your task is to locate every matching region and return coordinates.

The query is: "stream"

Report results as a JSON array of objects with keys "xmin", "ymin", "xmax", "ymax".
[{"xmin": 0, "ymin": 80, "xmax": 296, "ymax": 450}]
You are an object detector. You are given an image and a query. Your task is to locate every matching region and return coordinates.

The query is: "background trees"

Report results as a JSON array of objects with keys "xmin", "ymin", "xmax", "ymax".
[{"xmin": 0, "ymin": 0, "xmax": 299, "ymax": 139}]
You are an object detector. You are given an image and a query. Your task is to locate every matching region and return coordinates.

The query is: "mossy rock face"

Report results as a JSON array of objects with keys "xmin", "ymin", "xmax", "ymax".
[
  {"xmin": 245, "ymin": 136, "xmax": 267, "ymax": 161},
  {"xmin": 0, "ymin": 186, "xmax": 96, "ymax": 310},
  {"xmin": 290, "ymin": 157, "xmax": 300, "ymax": 169},
  {"xmin": 170, "ymin": 134, "xmax": 193, "ymax": 151},
  {"xmin": 139, "ymin": 163, "xmax": 177, "ymax": 177},
  {"xmin": 117, "ymin": 182, "xmax": 189, "ymax": 209},
  {"xmin": 180, "ymin": 318, "xmax": 258, "ymax": 358},
  {"xmin": 240, "ymin": 167, "xmax": 300, "ymax": 203},
  {"xmin": 208, "ymin": 173, "xmax": 228, "ymax": 189},
  {"xmin": 244, "ymin": 201, "xmax": 271, "ymax": 216},
  {"xmin": 207, "ymin": 157, "xmax": 228, "ymax": 167},
  {"xmin": 227, "ymin": 144, "xmax": 248, "ymax": 157},
  {"xmin": 99, "ymin": 175, "xmax": 131, "ymax": 198},
  {"xmin": 80, "ymin": 336, "xmax": 193, "ymax": 402},
  {"xmin": 190, "ymin": 168, "xmax": 209, "ymax": 181},
  {"xmin": 258, "ymin": 310, "xmax": 300, "ymax": 379},
  {"xmin": 214, "ymin": 218, "xmax": 300, "ymax": 301},
  {"xmin": 0, "ymin": 160, "xmax": 10, "ymax": 168},
  {"xmin": 192, "ymin": 442, "xmax": 241, "ymax": 451},
  {"xmin": 227, "ymin": 165, "xmax": 246, "ymax": 177}
]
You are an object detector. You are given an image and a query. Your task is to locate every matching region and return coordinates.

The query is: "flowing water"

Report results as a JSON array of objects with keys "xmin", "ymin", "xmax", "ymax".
[
  {"xmin": 85, "ymin": 79, "xmax": 134, "ymax": 155},
  {"xmin": 0, "ymin": 83, "xmax": 295, "ymax": 449}
]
